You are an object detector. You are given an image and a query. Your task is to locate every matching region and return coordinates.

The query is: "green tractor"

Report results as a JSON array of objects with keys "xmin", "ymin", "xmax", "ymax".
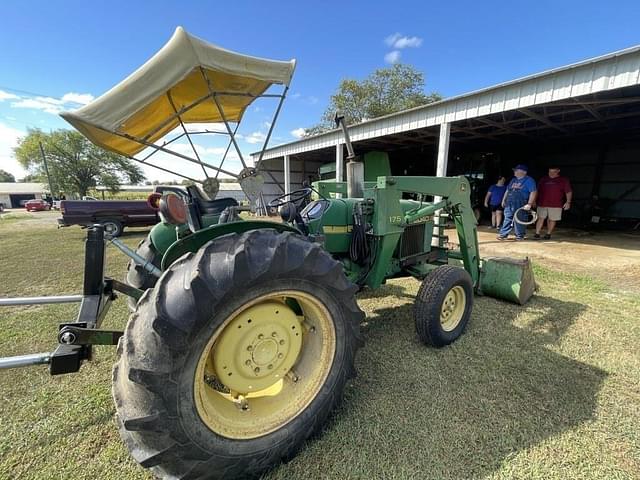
[{"xmin": 0, "ymin": 28, "xmax": 534, "ymax": 480}]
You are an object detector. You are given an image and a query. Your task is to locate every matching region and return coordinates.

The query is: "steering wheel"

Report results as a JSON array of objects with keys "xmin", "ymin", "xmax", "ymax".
[{"xmin": 268, "ymin": 187, "xmax": 312, "ymax": 208}]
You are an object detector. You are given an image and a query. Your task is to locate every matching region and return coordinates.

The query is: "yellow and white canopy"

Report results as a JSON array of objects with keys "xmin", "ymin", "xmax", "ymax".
[{"xmin": 61, "ymin": 26, "xmax": 296, "ymax": 157}]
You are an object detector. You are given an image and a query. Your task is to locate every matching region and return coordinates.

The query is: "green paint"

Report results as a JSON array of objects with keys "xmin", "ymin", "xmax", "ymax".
[
  {"xmin": 479, "ymin": 257, "xmax": 536, "ymax": 304},
  {"xmin": 150, "ymin": 152, "xmax": 532, "ymax": 305},
  {"xmin": 319, "ymin": 163, "xmax": 336, "ymax": 175},
  {"xmin": 161, "ymin": 220, "xmax": 299, "ymax": 269},
  {"xmin": 149, "ymin": 222, "xmax": 187, "ymax": 255},
  {"xmin": 363, "ymin": 151, "xmax": 391, "ymax": 181}
]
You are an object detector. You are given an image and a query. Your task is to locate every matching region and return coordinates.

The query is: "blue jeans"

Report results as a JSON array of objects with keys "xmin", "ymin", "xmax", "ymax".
[{"xmin": 499, "ymin": 205, "xmax": 526, "ymax": 238}]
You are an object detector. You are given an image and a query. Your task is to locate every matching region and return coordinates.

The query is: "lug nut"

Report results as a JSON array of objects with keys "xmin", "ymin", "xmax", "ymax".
[
  {"xmin": 258, "ymin": 334, "xmax": 264, "ymax": 340},
  {"xmin": 254, "ymin": 367, "xmax": 260, "ymax": 373},
  {"xmin": 247, "ymin": 345, "xmax": 253, "ymax": 351},
  {"xmin": 279, "ymin": 340, "xmax": 285, "ymax": 345},
  {"xmin": 272, "ymin": 332, "xmax": 277, "ymax": 337}
]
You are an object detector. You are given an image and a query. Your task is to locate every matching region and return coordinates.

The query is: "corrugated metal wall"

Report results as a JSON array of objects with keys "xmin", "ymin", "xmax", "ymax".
[{"xmin": 253, "ymin": 47, "xmax": 640, "ymax": 162}]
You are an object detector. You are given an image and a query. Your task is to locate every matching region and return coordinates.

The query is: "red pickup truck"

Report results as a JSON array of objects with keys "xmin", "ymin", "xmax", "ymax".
[{"xmin": 58, "ymin": 199, "xmax": 158, "ymax": 237}]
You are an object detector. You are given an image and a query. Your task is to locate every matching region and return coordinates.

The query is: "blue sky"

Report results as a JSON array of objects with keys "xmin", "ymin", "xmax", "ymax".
[{"xmin": 1, "ymin": 0, "xmax": 639, "ymax": 181}]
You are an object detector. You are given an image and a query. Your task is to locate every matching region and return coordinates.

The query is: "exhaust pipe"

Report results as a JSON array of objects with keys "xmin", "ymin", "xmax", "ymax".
[{"xmin": 335, "ymin": 113, "xmax": 364, "ymax": 198}]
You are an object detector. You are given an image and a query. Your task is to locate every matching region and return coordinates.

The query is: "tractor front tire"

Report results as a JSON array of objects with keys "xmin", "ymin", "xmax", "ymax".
[
  {"xmin": 125, "ymin": 236, "xmax": 162, "ymax": 311},
  {"xmin": 414, "ymin": 265, "xmax": 473, "ymax": 347},
  {"xmin": 113, "ymin": 229, "xmax": 364, "ymax": 479}
]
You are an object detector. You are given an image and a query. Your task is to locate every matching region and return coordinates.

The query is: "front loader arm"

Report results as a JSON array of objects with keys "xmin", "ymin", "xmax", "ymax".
[{"xmin": 376, "ymin": 176, "xmax": 481, "ymax": 287}]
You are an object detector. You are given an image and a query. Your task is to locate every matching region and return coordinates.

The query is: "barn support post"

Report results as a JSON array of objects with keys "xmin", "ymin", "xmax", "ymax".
[
  {"xmin": 436, "ymin": 122, "xmax": 451, "ymax": 178},
  {"xmin": 433, "ymin": 122, "xmax": 451, "ymax": 246},
  {"xmin": 284, "ymin": 155, "xmax": 291, "ymax": 195}
]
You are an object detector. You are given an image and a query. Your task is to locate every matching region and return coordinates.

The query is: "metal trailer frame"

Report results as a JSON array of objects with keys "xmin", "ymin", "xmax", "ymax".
[{"xmin": 0, "ymin": 225, "xmax": 146, "ymax": 374}]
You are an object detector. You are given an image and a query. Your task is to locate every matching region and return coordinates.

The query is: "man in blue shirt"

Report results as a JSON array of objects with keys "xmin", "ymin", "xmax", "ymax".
[{"xmin": 498, "ymin": 164, "xmax": 537, "ymax": 240}]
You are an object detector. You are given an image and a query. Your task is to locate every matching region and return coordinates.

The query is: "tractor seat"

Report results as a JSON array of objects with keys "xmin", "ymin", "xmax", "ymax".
[
  {"xmin": 186, "ymin": 185, "xmax": 239, "ymax": 215},
  {"xmin": 197, "ymin": 197, "xmax": 239, "ymax": 215}
]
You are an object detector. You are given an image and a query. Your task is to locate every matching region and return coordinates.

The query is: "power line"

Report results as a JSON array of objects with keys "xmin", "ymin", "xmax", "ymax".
[{"xmin": 0, "ymin": 84, "xmax": 87, "ymax": 106}]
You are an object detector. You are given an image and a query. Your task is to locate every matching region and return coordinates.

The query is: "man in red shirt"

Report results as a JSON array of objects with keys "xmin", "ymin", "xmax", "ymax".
[{"xmin": 535, "ymin": 166, "xmax": 572, "ymax": 240}]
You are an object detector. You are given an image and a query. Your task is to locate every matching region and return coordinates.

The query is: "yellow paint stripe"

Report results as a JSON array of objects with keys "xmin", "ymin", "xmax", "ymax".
[{"xmin": 323, "ymin": 225, "xmax": 353, "ymax": 234}]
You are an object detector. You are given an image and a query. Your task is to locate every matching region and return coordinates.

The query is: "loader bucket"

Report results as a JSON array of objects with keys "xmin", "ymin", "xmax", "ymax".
[{"xmin": 479, "ymin": 257, "xmax": 536, "ymax": 305}]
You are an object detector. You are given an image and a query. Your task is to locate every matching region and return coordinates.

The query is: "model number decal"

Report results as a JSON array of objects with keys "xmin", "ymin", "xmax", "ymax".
[{"xmin": 389, "ymin": 215, "xmax": 403, "ymax": 224}]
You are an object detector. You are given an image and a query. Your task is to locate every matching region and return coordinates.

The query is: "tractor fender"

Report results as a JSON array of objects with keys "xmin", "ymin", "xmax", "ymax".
[
  {"xmin": 160, "ymin": 220, "xmax": 301, "ymax": 270},
  {"xmin": 149, "ymin": 221, "xmax": 190, "ymax": 255}
]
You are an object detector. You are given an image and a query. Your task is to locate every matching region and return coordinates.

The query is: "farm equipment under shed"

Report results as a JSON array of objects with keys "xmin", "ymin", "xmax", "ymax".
[{"xmin": 0, "ymin": 27, "xmax": 535, "ymax": 480}]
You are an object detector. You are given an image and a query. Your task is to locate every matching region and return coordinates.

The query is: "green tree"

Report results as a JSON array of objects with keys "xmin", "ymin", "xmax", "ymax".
[
  {"xmin": 14, "ymin": 129, "xmax": 144, "ymax": 197},
  {"xmin": 305, "ymin": 64, "xmax": 441, "ymax": 136},
  {"xmin": 19, "ymin": 173, "xmax": 42, "ymax": 183},
  {"xmin": 0, "ymin": 169, "xmax": 15, "ymax": 182}
]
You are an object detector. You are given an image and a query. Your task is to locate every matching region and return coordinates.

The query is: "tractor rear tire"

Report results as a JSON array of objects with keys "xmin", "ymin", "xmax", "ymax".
[
  {"xmin": 113, "ymin": 229, "xmax": 364, "ymax": 480},
  {"xmin": 414, "ymin": 265, "xmax": 473, "ymax": 347},
  {"xmin": 125, "ymin": 236, "xmax": 162, "ymax": 311}
]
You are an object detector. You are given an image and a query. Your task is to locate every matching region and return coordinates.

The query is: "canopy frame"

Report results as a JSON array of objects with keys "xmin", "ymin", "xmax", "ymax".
[{"xmin": 86, "ymin": 82, "xmax": 290, "ymax": 186}]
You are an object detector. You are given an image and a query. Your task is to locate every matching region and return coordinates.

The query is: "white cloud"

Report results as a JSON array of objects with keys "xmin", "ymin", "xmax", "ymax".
[
  {"xmin": 290, "ymin": 127, "xmax": 306, "ymax": 139},
  {"xmin": 290, "ymin": 93, "xmax": 319, "ymax": 105},
  {"xmin": 169, "ymin": 142, "xmax": 240, "ymax": 160},
  {"xmin": 0, "ymin": 90, "xmax": 20, "ymax": 101},
  {"xmin": 385, "ymin": 33, "xmax": 423, "ymax": 49},
  {"xmin": 10, "ymin": 91, "xmax": 95, "ymax": 115},
  {"xmin": 0, "ymin": 122, "xmax": 27, "ymax": 178},
  {"xmin": 243, "ymin": 131, "xmax": 267, "ymax": 145},
  {"xmin": 384, "ymin": 50, "xmax": 402, "ymax": 64},
  {"xmin": 61, "ymin": 92, "xmax": 95, "ymax": 105},
  {"xmin": 11, "ymin": 96, "xmax": 64, "ymax": 114},
  {"xmin": 184, "ymin": 122, "xmax": 227, "ymax": 133}
]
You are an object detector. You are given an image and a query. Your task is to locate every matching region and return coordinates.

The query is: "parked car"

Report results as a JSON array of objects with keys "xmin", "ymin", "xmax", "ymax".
[
  {"xmin": 25, "ymin": 199, "xmax": 52, "ymax": 212},
  {"xmin": 58, "ymin": 199, "xmax": 158, "ymax": 237}
]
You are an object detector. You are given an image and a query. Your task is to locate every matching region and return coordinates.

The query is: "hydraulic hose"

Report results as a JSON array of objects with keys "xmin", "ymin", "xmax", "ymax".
[
  {"xmin": 513, "ymin": 207, "xmax": 538, "ymax": 226},
  {"xmin": 349, "ymin": 203, "xmax": 369, "ymax": 266}
]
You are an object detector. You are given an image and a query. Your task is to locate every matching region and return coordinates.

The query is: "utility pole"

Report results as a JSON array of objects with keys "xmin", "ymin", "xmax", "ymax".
[{"xmin": 39, "ymin": 142, "xmax": 56, "ymax": 201}]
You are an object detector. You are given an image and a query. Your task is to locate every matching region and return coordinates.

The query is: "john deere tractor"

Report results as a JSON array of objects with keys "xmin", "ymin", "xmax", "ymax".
[{"xmin": 0, "ymin": 28, "xmax": 534, "ymax": 480}]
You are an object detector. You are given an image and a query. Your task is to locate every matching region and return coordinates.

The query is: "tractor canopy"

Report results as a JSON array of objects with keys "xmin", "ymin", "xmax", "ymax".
[{"xmin": 60, "ymin": 26, "xmax": 296, "ymax": 158}]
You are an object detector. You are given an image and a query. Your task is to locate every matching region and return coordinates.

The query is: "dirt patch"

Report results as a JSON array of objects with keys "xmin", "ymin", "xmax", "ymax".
[{"xmin": 449, "ymin": 226, "xmax": 640, "ymax": 292}]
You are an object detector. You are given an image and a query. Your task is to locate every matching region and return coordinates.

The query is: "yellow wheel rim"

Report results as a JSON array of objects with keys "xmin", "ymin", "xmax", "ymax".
[
  {"xmin": 440, "ymin": 286, "xmax": 466, "ymax": 332},
  {"xmin": 194, "ymin": 290, "xmax": 336, "ymax": 439}
]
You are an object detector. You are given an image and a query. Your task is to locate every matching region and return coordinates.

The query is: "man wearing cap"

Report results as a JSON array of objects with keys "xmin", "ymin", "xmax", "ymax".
[
  {"xmin": 534, "ymin": 166, "xmax": 572, "ymax": 240},
  {"xmin": 498, "ymin": 164, "xmax": 537, "ymax": 241}
]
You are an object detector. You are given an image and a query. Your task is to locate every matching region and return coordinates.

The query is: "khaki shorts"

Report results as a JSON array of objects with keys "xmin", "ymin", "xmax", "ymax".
[{"xmin": 537, "ymin": 206, "xmax": 562, "ymax": 221}]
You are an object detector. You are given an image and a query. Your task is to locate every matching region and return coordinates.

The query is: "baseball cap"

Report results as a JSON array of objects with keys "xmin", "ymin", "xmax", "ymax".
[{"xmin": 513, "ymin": 164, "xmax": 528, "ymax": 171}]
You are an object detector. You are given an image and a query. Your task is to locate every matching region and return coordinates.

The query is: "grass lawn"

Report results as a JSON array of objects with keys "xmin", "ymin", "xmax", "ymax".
[{"xmin": 0, "ymin": 218, "xmax": 638, "ymax": 479}]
